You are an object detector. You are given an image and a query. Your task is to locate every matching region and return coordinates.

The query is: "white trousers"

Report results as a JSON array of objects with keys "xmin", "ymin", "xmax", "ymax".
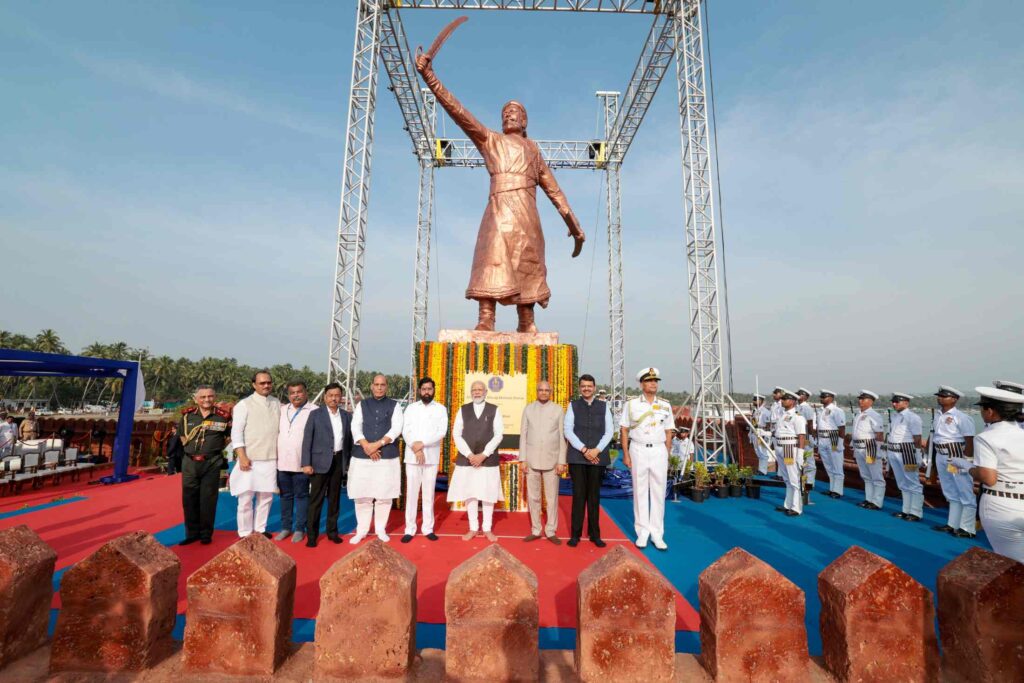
[
  {"xmin": 980, "ymin": 494, "xmax": 1024, "ymax": 563},
  {"xmin": 819, "ymin": 438, "xmax": 845, "ymax": 495},
  {"xmin": 936, "ymin": 451, "xmax": 977, "ymax": 531},
  {"xmin": 752, "ymin": 436, "xmax": 773, "ymax": 475},
  {"xmin": 355, "ymin": 498, "xmax": 393, "ymax": 538},
  {"xmin": 887, "ymin": 447, "xmax": 924, "ymax": 517},
  {"xmin": 237, "ymin": 491, "xmax": 274, "ymax": 537},
  {"xmin": 465, "ymin": 499, "xmax": 495, "ymax": 532},
  {"xmin": 630, "ymin": 443, "xmax": 668, "ymax": 542},
  {"xmin": 404, "ymin": 463, "xmax": 438, "ymax": 536},
  {"xmin": 853, "ymin": 448, "xmax": 886, "ymax": 507},
  {"xmin": 775, "ymin": 445, "xmax": 804, "ymax": 514}
]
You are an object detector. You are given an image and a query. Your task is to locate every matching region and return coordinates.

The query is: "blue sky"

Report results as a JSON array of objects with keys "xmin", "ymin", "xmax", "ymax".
[{"xmin": 2, "ymin": 1, "xmax": 1022, "ymax": 393}]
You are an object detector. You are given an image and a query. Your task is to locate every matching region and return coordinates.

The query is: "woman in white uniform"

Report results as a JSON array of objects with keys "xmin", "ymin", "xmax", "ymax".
[{"xmin": 951, "ymin": 385, "xmax": 1024, "ymax": 562}]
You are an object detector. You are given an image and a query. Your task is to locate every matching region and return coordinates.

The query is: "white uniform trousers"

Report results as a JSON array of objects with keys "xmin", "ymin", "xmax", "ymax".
[
  {"xmin": 935, "ymin": 451, "xmax": 977, "ymax": 532},
  {"xmin": 886, "ymin": 445, "xmax": 924, "ymax": 518},
  {"xmin": 819, "ymin": 438, "xmax": 845, "ymax": 495},
  {"xmin": 404, "ymin": 463, "xmax": 438, "ymax": 536},
  {"xmin": 774, "ymin": 444, "xmax": 804, "ymax": 514},
  {"xmin": 752, "ymin": 433, "xmax": 773, "ymax": 475},
  {"xmin": 980, "ymin": 493, "xmax": 1024, "ymax": 563},
  {"xmin": 237, "ymin": 492, "xmax": 274, "ymax": 537},
  {"xmin": 853, "ymin": 446, "xmax": 885, "ymax": 508},
  {"xmin": 629, "ymin": 442, "xmax": 668, "ymax": 542}
]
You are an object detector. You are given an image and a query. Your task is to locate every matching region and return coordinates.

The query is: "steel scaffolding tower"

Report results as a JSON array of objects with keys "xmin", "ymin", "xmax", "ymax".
[{"xmin": 328, "ymin": 0, "xmax": 730, "ymax": 463}]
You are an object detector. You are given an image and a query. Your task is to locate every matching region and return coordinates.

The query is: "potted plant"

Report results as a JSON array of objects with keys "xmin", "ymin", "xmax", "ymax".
[
  {"xmin": 690, "ymin": 462, "xmax": 710, "ymax": 503},
  {"xmin": 726, "ymin": 463, "xmax": 743, "ymax": 497},
  {"xmin": 740, "ymin": 466, "xmax": 760, "ymax": 499},
  {"xmin": 713, "ymin": 464, "xmax": 729, "ymax": 498}
]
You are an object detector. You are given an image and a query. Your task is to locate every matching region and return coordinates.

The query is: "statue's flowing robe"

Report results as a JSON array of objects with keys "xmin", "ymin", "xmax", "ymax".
[{"xmin": 422, "ymin": 70, "xmax": 577, "ymax": 307}]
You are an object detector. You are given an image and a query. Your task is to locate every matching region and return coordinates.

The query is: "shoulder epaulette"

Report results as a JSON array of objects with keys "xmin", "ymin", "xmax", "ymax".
[
  {"xmin": 182, "ymin": 406, "xmax": 198, "ymax": 415},
  {"xmin": 214, "ymin": 406, "xmax": 232, "ymax": 419}
]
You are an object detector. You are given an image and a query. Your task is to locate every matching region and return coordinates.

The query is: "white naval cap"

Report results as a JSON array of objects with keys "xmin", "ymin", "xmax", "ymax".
[
  {"xmin": 993, "ymin": 379, "xmax": 1024, "ymax": 395},
  {"xmin": 636, "ymin": 367, "xmax": 661, "ymax": 382},
  {"xmin": 772, "ymin": 386, "xmax": 785, "ymax": 394},
  {"xmin": 975, "ymin": 386, "xmax": 1024, "ymax": 404},
  {"xmin": 796, "ymin": 387, "xmax": 810, "ymax": 396},
  {"xmin": 753, "ymin": 393, "xmax": 766, "ymax": 400},
  {"xmin": 891, "ymin": 392, "xmax": 914, "ymax": 402},
  {"xmin": 779, "ymin": 387, "xmax": 799, "ymax": 400},
  {"xmin": 934, "ymin": 385, "xmax": 963, "ymax": 398},
  {"xmin": 819, "ymin": 389, "xmax": 837, "ymax": 397},
  {"xmin": 858, "ymin": 390, "xmax": 879, "ymax": 400}
]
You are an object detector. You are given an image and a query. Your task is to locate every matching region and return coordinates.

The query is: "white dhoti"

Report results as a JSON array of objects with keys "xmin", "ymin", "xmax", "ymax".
[
  {"xmin": 405, "ymin": 462, "xmax": 439, "ymax": 536},
  {"xmin": 629, "ymin": 442, "xmax": 668, "ymax": 542},
  {"xmin": 348, "ymin": 457, "xmax": 401, "ymax": 540},
  {"xmin": 980, "ymin": 492, "xmax": 1024, "ymax": 563},
  {"xmin": 775, "ymin": 443, "xmax": 804, "ymax": 514},
  {"xmin": 229, "ymin": 459, "xmax": 278, "ymax": 537},
  {"xmin": 446, "ymin": 465, "xmax": 504, "ymax": 504},
  {"xmin": 887, "ymin": 443, "xmax": 924, "ymax": 518}
]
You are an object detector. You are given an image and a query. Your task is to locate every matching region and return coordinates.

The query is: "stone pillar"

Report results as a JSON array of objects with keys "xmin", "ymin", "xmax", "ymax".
[
  {"xmin": 316, "ymin": 539, "xmax": 417, "ymax": 679},
  {"xmin": 699, "ymin": 547, "xmax": 808, "ymax": 682},
  {"xmin": 446, "ymin": 544, "xmax": 539, "ymax": 681},
  {"xmin": 819, "ymin": 545, "xmax": 938, "ymax": 682},
  {"xmin": 575, "ymin": 545, "xmax": 675, "ymax": 681},
  {"xmin": 938, "ymin": 546, "xmax": 1024, "ymax": 683},
  {"xmin": 183, "ymin": 533, "xmax": 296, "ymax": 676},
  {"xmin": 49, "ymin": 531, "xmax": 179, "ymax": 673},
  {"xmin": 0, "ymin": 525, "xmax": 57, "ymax": 669}
]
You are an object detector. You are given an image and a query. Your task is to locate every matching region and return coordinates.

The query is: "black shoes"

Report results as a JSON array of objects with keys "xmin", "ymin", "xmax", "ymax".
[
  {"xmin": 306, "ymin": 537, "xmax": 318, "ymax": 548},
  {"xmin": 933, "ymin": 524, "xmax": 954, "ymax": 533},
  {"xmin": 785, "ymin": 510, "xmax": 801, "ymax": 517},
  {"xmin": 591, "ymin": 538, "xmax": 606, "ymax": 548},
  {"xmin": 426, "ymin": 533, "xmax": 439, "ymax": 541},
  {"xmin": 328, "ymin": 533, "xmax": 343, "ymax": 544},
  {"xmin": 200, "ymin": 538, "xmax": 212, "ymax": 545},
  {"xmin": 567, "ymin": 538, "xmax": 580, "ymax": 547},
  {"xmin": 857, "ymin": 501, "xmax": 869, "ymax": 508},
  {"xmin": 775, "ymin": 506, "xmax": 788, "ymax": 512},
  {"xmin": 262, "ymin": 531, "xmax": 273, "ymax": 539},
  {"xmin": 179, "ymin": 537, "xmax": 200, "ymax": 546},
  {"xmin": 904, "ymin": 515, "xmax": 922, "ymax": 522},
  {"xmin": 827, "ymin": 492, "xmax": 842, "ymax": 499},
  {"xmin": 893, "ymin": 512, "xmax": 908, "ymax": 519},
  {"xmin": 952, "ymin": 529, "xmax": 976, "ymax": 538},
  {"xmin": 864, "ymin": 503, "xmax": 881, "ymax": 510},
  {"xmin": 401, "ymin": 534, "xmax": 414, "ymax": 544}
]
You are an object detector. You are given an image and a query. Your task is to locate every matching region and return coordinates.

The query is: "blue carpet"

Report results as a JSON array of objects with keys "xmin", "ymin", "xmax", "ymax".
[
  {"xmin": 602, "ymin": 480, "xmax": 986, "ymax": 655},
  {"xmin": 0, "ymin": 495, "xmax": 87, "ymax": 520}
]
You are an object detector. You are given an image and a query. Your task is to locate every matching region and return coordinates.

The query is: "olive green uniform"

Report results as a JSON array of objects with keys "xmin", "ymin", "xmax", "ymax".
[{"xmin": 180, "ymin": 409, "xmax": 231, "ymax": 541}]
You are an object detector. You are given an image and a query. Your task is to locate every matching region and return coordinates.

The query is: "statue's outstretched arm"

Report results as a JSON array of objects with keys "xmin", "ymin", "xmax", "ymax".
[
  {"xmin": 538, "ymin": 159, "xmax": 586, "ymax": 257},
  {"xmin": 416, "ymin": 55, "xmax": 489, "ymax": 150}
]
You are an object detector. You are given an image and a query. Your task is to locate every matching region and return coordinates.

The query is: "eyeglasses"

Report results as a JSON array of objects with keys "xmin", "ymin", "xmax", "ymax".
[{"xmin": 256, "ymin": 381, "xmax": 273, "ymax": 386}]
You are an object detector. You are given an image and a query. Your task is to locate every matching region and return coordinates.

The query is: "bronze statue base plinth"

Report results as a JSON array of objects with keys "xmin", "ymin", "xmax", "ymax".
[{"xmin": 438, "ymin": 329, "xmax": 559, "ymax": 346}]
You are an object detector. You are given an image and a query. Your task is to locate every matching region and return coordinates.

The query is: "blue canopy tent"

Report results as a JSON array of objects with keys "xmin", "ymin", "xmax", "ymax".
[{"xmin": 0, "ymin": 349, "xmax": 142, "ymax": 484}]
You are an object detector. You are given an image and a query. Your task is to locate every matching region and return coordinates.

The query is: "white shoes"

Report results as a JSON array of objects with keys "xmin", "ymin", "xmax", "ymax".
[
  {"xmin": 349, "ymin": 533, "xmax": 366, "ymax": 545},
  {"xmin": 635, "ymin": 534, "xmax": 649, "ymax": 549},
  {"xmin": 652, "ymin": 538, "xmax": 668, "ymax": 551},
  {"xmin": 377, "ymin": 533, "xmax": 390, "ymax": 543}
]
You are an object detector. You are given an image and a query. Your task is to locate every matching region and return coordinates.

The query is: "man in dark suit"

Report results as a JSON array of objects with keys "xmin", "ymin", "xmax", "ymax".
[{"xmin": 302, "ymin": 382, "xmax": 352, "ymax": 547}]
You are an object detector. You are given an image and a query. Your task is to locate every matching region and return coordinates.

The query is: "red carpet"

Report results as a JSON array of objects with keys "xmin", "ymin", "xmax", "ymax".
[{"xmin": 1, "ymin": 474, "xmax": 698, "ymax": 631}]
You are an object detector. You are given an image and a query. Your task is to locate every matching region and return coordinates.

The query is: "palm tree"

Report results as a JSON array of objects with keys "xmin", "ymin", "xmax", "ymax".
[{"xmin": 34, "ymin": 329, "xmax": 68, "ymax": 355}]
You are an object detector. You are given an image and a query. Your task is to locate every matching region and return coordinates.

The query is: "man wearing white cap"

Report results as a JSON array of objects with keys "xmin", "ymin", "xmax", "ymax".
[
  {"xmin": 750, "ymin": 395, "xmax": 773, "ymax": 475},
  {"xmin": 951, "ymin": 385, "xmax": 1024, "ymax": 562},
  {"xmin": 620, "ymin": 367, "xmax": 674, "ymax": 550},
  {"xmin": 772, "ymin": 389, "xmax": 807, "ymax": 516},
  {"xmin": 886, "ymin": 392, "xmax": 925, "ymax": 521},
  {"xmin": 817, "ymin": 390, "xmax": 847, "ymax": 498},
  {"xmin": 850, "ymin": 391, "xmax": 885, "ymax": 509},
  {"xmin": 924, "ymin": 386, "xmax": 976, "ymax": 537},
  {"xmin": 796, "ymin": 389, "xmax": 817, "ymax": 501}
]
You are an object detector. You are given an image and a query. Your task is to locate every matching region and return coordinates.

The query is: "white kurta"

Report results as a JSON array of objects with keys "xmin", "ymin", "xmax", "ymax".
[
  {"xmin": 347, "ymin": 457, "xmax": 401, "ymax": 500},
  {"xmin": 229, "ymin": 459, "xmax": 278, "ymax": 494},
  {"xmin": 446, "ymin": 402, "xmax": 504, "ymax": 504}
]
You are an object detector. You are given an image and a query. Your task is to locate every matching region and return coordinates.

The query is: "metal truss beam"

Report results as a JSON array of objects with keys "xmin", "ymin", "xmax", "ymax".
[
  {"xmin": 410, "ymin": 91, "xmax": 437, "ymax": 394},
  {"xmin": 431, "ymin": 138, "xmax": 603, "ymax": 169},
  {"xmin": 391, "ymin": 0, "xmax": 658, "ymax": 12},
  {"xmin": 328, "ymin": 0, "xmax": 384, "ymax": 400},
  {"xmin": 674, "ymin": 0, "xmax": 728, "ymax": 465},
  {"xmin": 379, "ymin": 9, "xmax": 435, "ymax": 160},
  {"xmin": 599, "ymin": 92, "xmax": 625, "ymax": 419}
]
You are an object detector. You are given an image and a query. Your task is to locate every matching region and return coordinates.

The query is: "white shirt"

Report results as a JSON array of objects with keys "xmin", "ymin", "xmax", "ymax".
[
  {"xmin": 932, "ymin": 406, "xmax": 975, "ymax": 444},
  {"xmin": 453, "ymin": 401, "xmax": 503, "ymax": 456},
  {"xmin": 401, "ymin": 400, "xmax": 449, "ymax": 466},
  {"xmin": 853, "ymin": 408, "xmax": 884, "ymax": 440},
  {"xmin": 754, "ymin": 405, "xmax": 770, "ymax": 429},
  {"xmin": 326, "ymin": 406, "xmax": 345, "ymax": 452},
  {"xmin": 672, "ymin": 437, "xmax": 694, "ymax": 459},
  {"xmin": 797, "ymin": 401, "xmax": 816, "ymax": 430},
  {"xmin": 351, "ymin": 398, "xmax": 404, "ymax": 444},
  {"xmin": 769, "ymin": 400, "xmax": 784, "ymax": 423},
  {"xmin": 620, "ymin": 395, "xmax": 674, "ymax": 444},
  {"xmin": 817, "ymin": 404, "xmax": 846, "ymax": 431},
  {"xmin": 889, "ymin": 408, "xmax": 922, "ymax": 443},
  {"xmin": 773, "ymin": 408, "xmax": 807, "ymax": 440},
  {"xmin": 974, "ymin": 421, "xmax": 1024, "ymax": 486}
]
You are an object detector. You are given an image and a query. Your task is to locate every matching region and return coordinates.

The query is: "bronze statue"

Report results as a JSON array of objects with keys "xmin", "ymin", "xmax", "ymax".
[{"xmin": 415, "ymin": 17, "xmax": 585, "ymax": 333}]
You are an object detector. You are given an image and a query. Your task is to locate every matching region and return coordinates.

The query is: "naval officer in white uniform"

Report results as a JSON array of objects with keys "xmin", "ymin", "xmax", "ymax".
[
  {"xmin": 850, "ymin": 390, "xmax": 885, "ymax": 510},
  {"xmin": 816, "ymin": 390, "xmax": 847, "ymax": 498},
  {"xmin": 924, "ymin": 386, "xmax": 976, "ymax": 537},
  {"xmin": 773, "ymin": 388, "xmax": 808, "ymax": 516},
  {"xmin": 886, "ymin": 392, "xmax": 925, "ymax": 521}
]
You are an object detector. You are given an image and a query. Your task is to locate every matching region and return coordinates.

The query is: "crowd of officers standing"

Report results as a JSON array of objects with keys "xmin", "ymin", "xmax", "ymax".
[{"xmin": 748, "ymin": 382, "xmax": 1024, "ymax": 562}]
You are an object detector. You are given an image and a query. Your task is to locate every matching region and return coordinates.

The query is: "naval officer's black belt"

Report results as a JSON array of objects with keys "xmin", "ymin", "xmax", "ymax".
[
  {"xmin": 630, "ymin": 441, "xmax": 662, "ymax": 448},
  {"xmin": 818, "ymin": 429, "xmax": 841, "ymax": 449},
  {"xmin": 983, "ymin": 488, "xmax": 1024, "ymax": 500},
  {"xmin": 934, "ymin": 442, "xmax": 966, "ymax": 456},
  {"xmin": 775, "ymin": 438, "xmax": 797, "ymax": 444}
]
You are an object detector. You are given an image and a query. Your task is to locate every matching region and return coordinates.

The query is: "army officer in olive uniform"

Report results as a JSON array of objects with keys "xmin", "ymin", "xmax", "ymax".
[{"xmin": 179, "ymin": 385, "xmax": 232, "ymax": 545}]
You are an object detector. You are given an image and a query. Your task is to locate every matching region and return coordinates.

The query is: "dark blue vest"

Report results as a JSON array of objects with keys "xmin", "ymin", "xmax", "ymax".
[
  {"xmin": 567, "ymin": 398, "xmax": 611, "ymax": 466},
  {"xmin": 353, "ymin": 397, "xmax": 399, "ymax": 459}
]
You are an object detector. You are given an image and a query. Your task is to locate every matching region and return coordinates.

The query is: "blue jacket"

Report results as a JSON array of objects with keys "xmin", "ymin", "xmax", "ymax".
[{"xmin": 301, "ymin": 406, "xmax": 352, "ymax": 474}]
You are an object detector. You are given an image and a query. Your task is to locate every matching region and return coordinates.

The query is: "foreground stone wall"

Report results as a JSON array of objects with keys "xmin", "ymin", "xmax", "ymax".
[{"xmin": 0, "ymin": 529, "xmax": 1021, "ymax": 681}]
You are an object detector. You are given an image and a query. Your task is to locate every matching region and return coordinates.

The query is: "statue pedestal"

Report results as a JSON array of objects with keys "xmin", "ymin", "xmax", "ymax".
[{"xmin": 438, "ymin": 329, "xmax": 559, "ymax": 346}]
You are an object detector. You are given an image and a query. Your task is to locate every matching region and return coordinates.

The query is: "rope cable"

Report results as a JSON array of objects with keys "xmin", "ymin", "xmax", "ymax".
[{"xmin": 579, "ymin": 171, "xmax": 606, "ymax": 367}]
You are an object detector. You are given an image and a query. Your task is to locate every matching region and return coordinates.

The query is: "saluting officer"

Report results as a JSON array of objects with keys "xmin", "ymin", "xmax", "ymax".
[
  {"xmin": 773, "ymin": 388, "xmax": 807, "ymax": 516},
  {"xmin": 817, "ymin": 390, "xmax": 847, "ymax": 498},
  {"xmin": 751, "ymin": 394, "xmax": 773, "ymax": 475},
  {"xmin": 925, "ymin": 386, "xmax": 976, "ymax": 537},
  {"xmin": 179, "ymin": 385, "xmax": 232, "ymax": 545},
  {"xmin": 620, "ymin": 367, "xmax": 674, "ymax": 550},
  {"xmin": 849, "ymin": 390, "xmax": 885, "ymax": 510},
  {"xmin": 886, "ymin": 392, "xmax": 925, "ymax": 521},
  {"xmin": 796, "ymin": 388, "xmax": 817, "ymax": 500}
]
